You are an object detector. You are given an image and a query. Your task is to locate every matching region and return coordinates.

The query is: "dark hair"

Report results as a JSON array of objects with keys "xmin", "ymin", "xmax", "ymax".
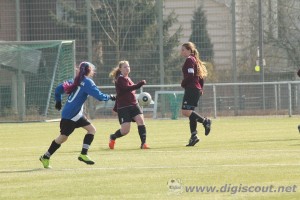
[{"xmin": 63, "ymin": 62, "xmax": 94, "ymax": 94}]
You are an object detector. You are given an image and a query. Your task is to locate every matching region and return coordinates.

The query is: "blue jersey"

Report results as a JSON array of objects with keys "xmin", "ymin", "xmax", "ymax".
[{"xmin": 55, "ymin": 77, "xmax": 110, "ymax": 121}]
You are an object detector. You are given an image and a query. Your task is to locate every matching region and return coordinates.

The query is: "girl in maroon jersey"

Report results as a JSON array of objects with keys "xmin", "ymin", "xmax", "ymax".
[
  {"xmin": 181, "ymin": 42, "xmax": 212, "ymax": 146},
  {"xmin": 108, "ymin": 60, "xmax": 149, "ymax": 149}
]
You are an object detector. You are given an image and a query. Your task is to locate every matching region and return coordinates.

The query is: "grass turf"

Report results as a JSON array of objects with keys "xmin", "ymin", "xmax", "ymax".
[{"xmin": 0, "ymin": 117, "xmax": 300, "ymax": 200}]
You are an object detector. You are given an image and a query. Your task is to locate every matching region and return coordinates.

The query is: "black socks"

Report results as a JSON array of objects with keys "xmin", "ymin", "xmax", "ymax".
[
  {"xmin": 81, "ymin": 134, "xmax": 94, "ymax": 155},
  {"xmin": 43, "ymin": 140, "xmax": 61, "ymax": 159},
  {"xmin": 189, "ymin": 111, "xmax": 205, "ymax": 123},
  {"xmin": 111, "ymin": 129, "xmax": 124, "ymax": 140},
  {"xmin": 138, "ymin": 125, "xmax": 147, "ymax": 144},
  {"xmin": 189, "ymin": 111, "xmax": 205, "ymax": 135}
]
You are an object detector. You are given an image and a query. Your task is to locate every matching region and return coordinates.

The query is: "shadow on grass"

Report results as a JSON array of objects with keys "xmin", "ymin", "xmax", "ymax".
[
  {"xmin": 249, "ymin": 138, "xmax": 300, "ymax": 143},
  {"xmin": 62, "ymin": 145, "xmax": 192, "ymax": 154},
  {"xmin": 0, "ymin": 168, "xmax": 44, "ymax": 173}
]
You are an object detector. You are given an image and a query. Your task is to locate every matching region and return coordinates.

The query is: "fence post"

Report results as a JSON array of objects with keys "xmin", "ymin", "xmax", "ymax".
[
  {"xmin": 288, "ymin": 82, "xmax": 292, "ymax": 117},
  {"xmin": 274, "ymin": 84, "xmax": 278, "ymax": 112},
  {"xmin": 213, "ymin": 85, "xmax": 217, "ymax": 118}
]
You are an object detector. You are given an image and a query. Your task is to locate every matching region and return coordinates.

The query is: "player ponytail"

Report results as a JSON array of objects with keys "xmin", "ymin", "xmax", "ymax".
[
  {"xmin": 63, "ymin": 62, "xmax": 94, "ymax": 94},
  {"xmin": 109, "ymin": 60, "xmax": 129, "ymax": 82},
  {"xmin": 193, "ymin": 48, "xmax": 208, "ymax": 79},
  {"xmin": 182, "ymin": 42, "xmax": 208, "ymax": 79}
]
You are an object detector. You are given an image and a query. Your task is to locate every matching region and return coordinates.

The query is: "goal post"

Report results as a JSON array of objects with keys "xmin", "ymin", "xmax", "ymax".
[
  {"xmin": 153, "ymin": 91, "xmax": 184, "ymax": 119},
  {"xmin": 0, "ymin": 40, "xmax": 75, "ymax": 122}
]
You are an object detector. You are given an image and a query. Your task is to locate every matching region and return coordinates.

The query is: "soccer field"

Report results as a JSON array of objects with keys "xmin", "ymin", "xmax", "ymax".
[{"xmin": 1, "ymin": 117, "xmax": 300, "ymax": 200}]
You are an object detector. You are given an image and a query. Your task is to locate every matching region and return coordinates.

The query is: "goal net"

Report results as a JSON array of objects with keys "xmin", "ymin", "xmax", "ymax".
[
  {"xmin": 0, "ymin": 40, "xmax": 75, "ymax": 122},
  {"xmin": 153, "ymin": 91, "xmax": 184, "ymax": 119}
]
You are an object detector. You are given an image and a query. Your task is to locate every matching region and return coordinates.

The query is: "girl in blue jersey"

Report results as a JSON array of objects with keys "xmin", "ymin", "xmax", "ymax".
[
  {"xmin": 39, "ymin": 62, "xmax": 116, "ymax": 168},
  {"xmin": 181, "ymin": 42, "xmax": 211, "ymax": 146}
]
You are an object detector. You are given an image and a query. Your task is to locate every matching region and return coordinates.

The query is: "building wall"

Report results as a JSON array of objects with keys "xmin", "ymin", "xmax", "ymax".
[{"xmin": 164, "ymin": 0, "xmax": 232, "ymax": 70}]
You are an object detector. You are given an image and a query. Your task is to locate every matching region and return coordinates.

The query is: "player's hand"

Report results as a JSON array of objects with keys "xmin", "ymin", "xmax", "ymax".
[
  {"xmin": 138, "ymin": 80, "xmax": 146, "ymax": 86},
  {"xmin": 55, "ymin": 101, "xmax": 62, "ymax": 111},
  {"xmin": 141, "ymin": 80, "xmax": 146, "ymax": 85},
  {"xmin": 137, "ymin": 80, "xmax": 146, "ymax": 88},
  {"xmin": 200, "ymin": 89, "xmax": 203, "ymax": 95},
  {"xmin": 110, "ymin": 94, "xmax": 116, "ymax": 101}
]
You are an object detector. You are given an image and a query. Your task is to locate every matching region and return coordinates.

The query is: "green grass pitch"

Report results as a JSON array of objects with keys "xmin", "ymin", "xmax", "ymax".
[{"xmin": 1, "ymin": 117, "xmax": 300, "ymax": 200}]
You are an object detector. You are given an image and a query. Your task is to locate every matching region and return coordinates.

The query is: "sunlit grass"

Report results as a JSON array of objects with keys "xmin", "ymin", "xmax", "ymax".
[{"xmin": 1, "ymin": 117, "xmax": 300, "ymax": 200}]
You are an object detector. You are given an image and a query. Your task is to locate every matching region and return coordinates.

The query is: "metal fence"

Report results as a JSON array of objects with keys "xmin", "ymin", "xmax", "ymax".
[
  {"xmin": 0, "ymin": 0, "xmax": 299, "ymax": 121},
  {"xmin": 93, "ymin": 81, "xmax": 300, "ymax": 120},
  {"xmin": 0, "ymin": 0, "xmax": 299, "ymax": 84}
]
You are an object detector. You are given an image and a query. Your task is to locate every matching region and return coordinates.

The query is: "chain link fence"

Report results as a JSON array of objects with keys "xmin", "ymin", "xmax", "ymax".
[{"xmin": 0, "ymin": 0, "xmax": 299, "ymax": 121}]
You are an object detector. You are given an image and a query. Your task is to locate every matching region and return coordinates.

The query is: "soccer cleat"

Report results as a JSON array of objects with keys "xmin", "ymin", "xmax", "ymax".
[
  {"xmin": 39, "ymin": 156, "xmax": 52, "ymax": 169},
  {"xmin": 78, "ymin": 154, "xmax": 95, "ymax": 165},
  {"xmin": 203, "ymin": 118, "xmax": 212, "ymax": 136},
  {"xmin": 109, "ymin": 134, "xmax": 115, "ymax": 149},
  {"xmin": 186, "ymin": 135, "xmax": 200, "ymax": 146},
  {"xmin": 141, "ymin": 143, "xmax": 150, "ymax": 149}
]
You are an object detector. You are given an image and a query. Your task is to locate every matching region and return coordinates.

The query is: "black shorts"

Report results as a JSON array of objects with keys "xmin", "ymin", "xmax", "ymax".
[
  {"xmin": 60, "ymin": 116, "xmax": 91, "ymax": 136},
  {"xmin": 117, "ymin": 105, "xmax": 142, "ymax": 124},
  {"xmin": 182, "ymin": 87, "xmax": 201, "ymax": 110}
]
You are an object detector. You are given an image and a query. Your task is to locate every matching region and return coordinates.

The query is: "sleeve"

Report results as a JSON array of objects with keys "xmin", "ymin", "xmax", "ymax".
[
  {"xmin": 84, "ymin": 79, "xmax": 110, "ymax": 101},
  {"xmin": 54, "ymin": 84, "xmax": 64, "ymax": 102},
  {"xmin": 54, "ymin": 79, "xmax": 73, "ymax": 102},
  {"xmin": 117, "ymin": 77, "xmax": 144, "ymax": 93},
  {"xmin": 181, "ymin": 58, "xmax": 195, "ymax": 87}
]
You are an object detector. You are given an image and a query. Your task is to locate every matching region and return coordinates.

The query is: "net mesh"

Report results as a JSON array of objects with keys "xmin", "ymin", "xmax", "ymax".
[{"xmin": 0, "ymin": 40, "xmax": 75, "ymax": 122}]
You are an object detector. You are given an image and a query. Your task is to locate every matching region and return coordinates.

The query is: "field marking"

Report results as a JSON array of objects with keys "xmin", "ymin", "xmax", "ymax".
[
  {"xmin": 59, "ymin": 163, "xmax": 300, "ymax": 171},
  {"xmin": 2, "ymin": 146, "xmax": 300, "ymax": 153},
  {"xmin": 1, "ymin": 163, "xmax": 300, "ymax": 173}
]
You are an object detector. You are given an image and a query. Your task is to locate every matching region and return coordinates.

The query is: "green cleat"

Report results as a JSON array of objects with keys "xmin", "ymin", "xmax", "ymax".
[
  {"xmin": 78, "ymin": 154, "xmax": 95, "ymax": 165},
  {"xmin": 39, "ymin": 156, "xmax": 52, "ymax": 169}
]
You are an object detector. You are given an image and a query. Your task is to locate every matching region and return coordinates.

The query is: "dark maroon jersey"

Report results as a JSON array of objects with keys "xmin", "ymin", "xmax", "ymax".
[
  {"xmin": 181, "ymin": 55, "xmax": 203, "ymax": 90},
  {"xmin": 114, "ymin": 74, "xmax": 143, "ymax": 109}
]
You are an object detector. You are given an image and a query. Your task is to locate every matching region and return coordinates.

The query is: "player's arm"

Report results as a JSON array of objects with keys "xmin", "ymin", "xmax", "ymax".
[
  {"xmin": 117, "ymin": 77, "xmax": 145, "ymax": 93},
  {"xmin": 54, "ymin": 79, "xmax": 74, "ymax": 101},
  {"xmin": 85, "ymin": 79, "xmax": 114, "ymax": 101},
  {"xmin": 54, "ymin": 79, "xmax": 73, "ymax": 110},
  {"xmin": 54, "ymin": 84, "xmax": 64, "ymax": 103},
  {"xmin": 181, "ymin": 58, "xmax": 194, "ymax": 87},
  {"xmin": 199, "ymin": 77, "xmax": 204, "ymax": 95},
  {"xmin": 199, "ymin": 77, "xmax": 204, "ymax": 89},
  {"xmin": 112, "ymin": 99, "xmax": 117, "ymax": 112}
]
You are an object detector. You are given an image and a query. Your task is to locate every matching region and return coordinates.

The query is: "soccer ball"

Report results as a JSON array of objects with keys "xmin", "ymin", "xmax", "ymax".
[{"xmin": 138, "ymin": 92, "xmax": 152, "ymax": 106}]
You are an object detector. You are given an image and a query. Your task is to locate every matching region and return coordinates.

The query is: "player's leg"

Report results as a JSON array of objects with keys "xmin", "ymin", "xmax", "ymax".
[
  {"xmin": 78, "ymin": 117, "xmax": 95, "ymax": 165},
  {"xmin": 109, "ymin": 107, "xmax": 131, "ymax": 149},
  {"xmin": 182, "ymin": 88, "xmax": 211, "ymax": 137},
  {"xmin": 40, "ymin": 119, "xmax": 74, "ymax": 168},
  {"xmin": 133, "ymin": 114, "xmax": 149, "ymax": 149},
  {"xmin": 181, "ymin": 88, "xmax": 201, "ymax": 146},
  {"xmin": 131, "ymin": 105, "xmax": 149, "ymax": 149},
  {"xmin": 109, "ymin": 122, "xmax": 130, "ymax": 149},
  {"xmin": 182, "ymin": 109, "xmax": 200, "ymax": 147}
]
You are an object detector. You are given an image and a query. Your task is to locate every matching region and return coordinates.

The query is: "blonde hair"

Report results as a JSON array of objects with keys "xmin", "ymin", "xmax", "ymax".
[
  {"xmin": 182, "ymin": 42, "xmax": 208, "ymax": 79},
  {"xmin": 109, "ymin": 60, "xmax": 129, "ymax": 82}
]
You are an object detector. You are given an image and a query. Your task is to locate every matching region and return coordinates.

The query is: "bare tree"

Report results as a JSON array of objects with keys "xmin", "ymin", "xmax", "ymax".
[{"xmin": 240, "ymin": 0, "xmax": 300, "ymax": 73}]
